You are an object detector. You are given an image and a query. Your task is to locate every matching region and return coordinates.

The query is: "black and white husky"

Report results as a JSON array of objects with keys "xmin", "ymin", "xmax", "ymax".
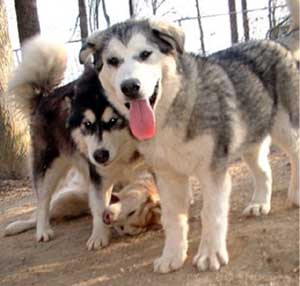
[
  {"xmin": 79, "ymin": 13, "xmax": 299, "ymax": 273},
  {"xmin": 7, "ymin": 37, "xmax": 152, "ymax": 250}
]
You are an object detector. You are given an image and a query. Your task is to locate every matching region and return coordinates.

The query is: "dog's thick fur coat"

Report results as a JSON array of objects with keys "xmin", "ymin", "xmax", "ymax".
[
  {"xmin": 7, "ymin": 37, "xmax": 159, "ymax": 251},
  {"xmin": 80, "ymin": 10, "xmax": 299, "ymax": 273}
]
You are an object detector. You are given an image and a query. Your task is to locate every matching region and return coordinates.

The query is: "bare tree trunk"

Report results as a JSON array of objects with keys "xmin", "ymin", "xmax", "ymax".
[
  {"xmin": 78, "ymin": 0, "xmax": 88, "ymax": 43},
  {"xmin": 0, "ymin": 0, "xmax": 11, "ymax": 96},
  {"xmin": 241, "ymin": 0, "xmax": 249, "ymax": 40},
  {"xmin": 14, "ymin": 0, "xmax": 40, "ymax": 46},
  {"xmin": 151, "ymin": 0, "xmax": 157, "ymax": 15},
  {"xmin": 271, "ymin": 0, "xmax": 277, "ymax": 28},
  {"xmin": 102, "ymin": 0, "xmax": 110, "ymax": 27},
  {"xmin": 228, "ymin": 0, "xmax": 239, "ymax": 44},
  {"xmin": 151, "ymin": 0, "xmax": 168, "ymax": 15},
  {"xmin": 268, "ymin": 0, "xmax": 273, "ymax": 31},
  {"xmin": 195, "ymin": 0, "xmax": 206, "ymax": 55},
  {"xmin": 0, "ymin": 0, "xmax": 27, "ymax": 178},
  {"xmin": 129, "ymin": 0, "xmax": 135, "ymax": 17}
]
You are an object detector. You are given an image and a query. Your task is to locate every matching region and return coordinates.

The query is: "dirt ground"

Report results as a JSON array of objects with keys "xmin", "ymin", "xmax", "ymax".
[{"xmin": 0, "ymin": 149, "xmax": 299, "ymax": 286}]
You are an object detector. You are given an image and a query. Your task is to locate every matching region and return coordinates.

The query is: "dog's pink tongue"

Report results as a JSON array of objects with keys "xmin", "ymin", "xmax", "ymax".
[{"xmin": 129, "ymin": 99, "xmax": 155, "ymax": 140}]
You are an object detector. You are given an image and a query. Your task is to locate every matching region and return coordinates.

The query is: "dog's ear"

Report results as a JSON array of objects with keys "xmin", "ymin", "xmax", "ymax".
[
  {"xmin": 148, "ymin": 204, "xmax": 161, "ymax": 226},
  {"xmin": 150, "ymin": 19, "xmax": 185, "ymax": 54},
  {"xmin": 79, "ymin": 30, "xmax": 105, "ymax": 68},
  {"xmin": 79, "ymin": 42, "xmax": 96, "ymax": 64},
  {"xmin": 110, "ymin": 193, "xmax": 120, "ymax": 204}
]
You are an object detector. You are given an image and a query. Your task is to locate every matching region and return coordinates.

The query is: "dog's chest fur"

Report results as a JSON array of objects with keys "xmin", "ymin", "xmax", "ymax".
[{"xmin": 138, "ymin": 123, "xmax": 215, "ymax": 176}]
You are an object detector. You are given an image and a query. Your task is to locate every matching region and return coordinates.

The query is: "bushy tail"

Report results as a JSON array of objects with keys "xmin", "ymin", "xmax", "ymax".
[{"xmin": 8, "ymin": 36, "xmax": 67, "ymax": 116}]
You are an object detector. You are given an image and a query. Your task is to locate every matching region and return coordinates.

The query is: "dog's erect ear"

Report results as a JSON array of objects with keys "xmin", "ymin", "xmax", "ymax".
[
  {"xmin": 79, "ymin": 42, "xmax": 96, "ymax": 64},
  {"xmin": 79, "ymin": 30, "xmax": 105, "ymax": 67},
  {"xmin": 110, "ymin": 193, "xmax": 120, "ymax": 204},
  {"xmin": 150, "ymin": 19, "xmax": 185, "ymax": 54}
]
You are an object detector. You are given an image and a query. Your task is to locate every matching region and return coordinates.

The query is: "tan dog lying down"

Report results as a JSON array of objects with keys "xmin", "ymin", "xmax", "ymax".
[{"xmin": 4, "ymin": 171, "xmax": 161, "ymax": 237}]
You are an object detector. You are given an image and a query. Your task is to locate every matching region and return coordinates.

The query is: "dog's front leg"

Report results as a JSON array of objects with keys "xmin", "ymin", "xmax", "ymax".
[
  {"xmin": 86, "ymin": 171, "xmax": 113, "ymax": 251},
  {"xmin": 153, "ymin": 171, "xmax": 189, "ymax": 273},
  {"xmin": 193, "ymin": 168, "xmax": 231, "ymax": 271}
]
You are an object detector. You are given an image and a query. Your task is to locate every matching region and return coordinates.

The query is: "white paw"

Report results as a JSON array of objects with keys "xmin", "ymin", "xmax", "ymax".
[
  {"xmin": 153, "ymin": 251, "xmax": 187, "ymax": 273},
  {"xmin": 193, "ymin": 242, "xmax": 228, "ymax": 272},
  {"xmin": 36, "ymin": 227, "xmax": 54, "ymax": 242},
  {"xmin": 243, "ymin": 203, "xmax": 271, "ymax": 216},
  {"xmin": 86, "ymin": 228, "xmax": 110, "ymax": 251}
]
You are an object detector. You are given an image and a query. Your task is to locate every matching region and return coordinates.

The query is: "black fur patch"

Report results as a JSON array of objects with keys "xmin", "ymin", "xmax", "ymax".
[{"xmin": 88, "ymin": 162, "xmax": 102, "ymax": 187}]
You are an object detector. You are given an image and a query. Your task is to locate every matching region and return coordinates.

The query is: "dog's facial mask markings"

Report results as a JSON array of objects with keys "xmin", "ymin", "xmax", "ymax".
[
  {"xmin": 102, "ymin": 107, "xmax": 116, "ymax": 124},
  {"xmin": 79, "ymin": 21, "xmax": 185, "ymax": 138},
  {"xmin": 80, "ymin": 21, "xmax": 185, "ymax": 141},
  {"xmin": 99, "ymin": 34, "xmax": 164, "ymax": 141},
  {"xmin": 82, "ymin": 109, "xmax": 97, "ymax": 135}
]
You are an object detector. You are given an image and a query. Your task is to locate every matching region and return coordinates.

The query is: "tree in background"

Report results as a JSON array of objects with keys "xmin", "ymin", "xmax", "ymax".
[
  {"xmin": 14, "ymin": 0, "xmax": 40, "ymax": 46},
  {"xmin": 195, "ymin": 0, "xmax": 206, "ymax": 55},
  {"xmin": 102, "ymin": 0, "xmax": 110, "ymax": 27},
  {"xmin": 228, "ymin": 0, "xmax": 239, "ymax": 44},
  {"xmin": 87, "ymin": 0, "xmax": 110, "ymax": 32},
  {"xmin": 241, "ymin": 0, "xmax": 249, "ymax": 40},
  {"xmin": 129, "ymin": 0, "xmax": 135, "ymax": 17},
  {"xmin": 150, "ymin": 0, "xmax": 166, "ymax": 15},
  {"xmin": 0, "ymin": 0, "xmax": 27, "ymax": 178},
  {"xmin": 79, "ymin": 0, "xmax": 88, "ymax": 42}
]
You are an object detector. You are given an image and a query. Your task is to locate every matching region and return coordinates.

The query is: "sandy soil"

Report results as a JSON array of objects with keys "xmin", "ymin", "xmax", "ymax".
[{"xmin": 0, "ymin": 149, "xmax": 299, "ymax": 286}]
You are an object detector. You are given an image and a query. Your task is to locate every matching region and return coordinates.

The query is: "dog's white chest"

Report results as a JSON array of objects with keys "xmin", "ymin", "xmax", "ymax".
[{"xmin": 138, "ymin": 127, "xmax": 214, "ymax": 176}]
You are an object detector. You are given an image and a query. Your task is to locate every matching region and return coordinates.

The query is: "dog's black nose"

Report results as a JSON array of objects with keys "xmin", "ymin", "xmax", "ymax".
[
  {"xmin": 93, "ymin": 149, "xmax": 110, "ymax": 164},
  {"xmin": 121, "ymin": 79, "xmax": 141, "ymax": 99}
]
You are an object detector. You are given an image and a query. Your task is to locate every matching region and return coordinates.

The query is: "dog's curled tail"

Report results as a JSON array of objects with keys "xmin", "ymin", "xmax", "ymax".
[
  {"xmin": 8, "ymin": 36, "xmax": 67, "ymax": 116},
  {"xmin": 4, "ymin": 189, "xmax": 89, "ymax": 236}
]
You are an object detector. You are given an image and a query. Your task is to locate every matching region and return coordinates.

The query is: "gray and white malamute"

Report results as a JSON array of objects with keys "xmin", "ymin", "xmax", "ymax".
[
  {"xmin": 80, "ymin": 18, "xmax": 299, "ymax": 273},
  {"xmin": 6, "ymin": 37, "xmax": 157, "ymax": 250}
]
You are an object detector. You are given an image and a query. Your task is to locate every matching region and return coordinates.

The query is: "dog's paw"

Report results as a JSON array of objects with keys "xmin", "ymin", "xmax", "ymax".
[
  {"xmin": 86, "ymin": 229, "xmax": 110, "ymax": 251},
  {"xmin": 243, "ymin": 203, "xmax": 271, "ymax": 216},
  {"xmin": 36, "ymin": 227, "xmax": 54, "ymax": 242},
  {"xmin": 153, "ymin": 252, "xmax": 187, "ymax": 274},
  {"xmin": 193, "ymin": 243, "xmax": 228, "ymax": 272}
]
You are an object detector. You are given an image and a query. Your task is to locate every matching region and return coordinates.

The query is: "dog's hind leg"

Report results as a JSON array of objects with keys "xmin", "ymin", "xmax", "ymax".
[
  {"xmin": 34, "ymin": 157, "xmax": 70, "ymax": 242},
  {"xmin": 193, "ymin": 167, "xmax": 231, "ymax": 272},
  {"xmin": 242, "ymin": 136, "xmax": 272, "ymax": 216},
  {"xmin": 153, "ymin": 171, "xmax": 189, "ymax": 273},
  {"xmin": 271, "ymin": 110, "xmax": 300, "ymax": 207}
]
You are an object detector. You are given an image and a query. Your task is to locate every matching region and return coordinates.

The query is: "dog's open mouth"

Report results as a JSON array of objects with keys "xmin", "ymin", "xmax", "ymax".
[
  {"xmin": 127, "ymin": 82, "xmax": 159, "ymax": 141},
  {"xmin": 124, "ymin": 82, "xmax": 158, "ymax": 109}
]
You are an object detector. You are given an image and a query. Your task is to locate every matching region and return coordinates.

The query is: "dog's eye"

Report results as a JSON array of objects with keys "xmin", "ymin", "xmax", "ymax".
[
  {"xmin": 139, "ymin": 50, "xmax": 152, "ymax": 61},
  {"xmin": 128, "ymin": 210, "xmax": 136, "ymax": 217},
  {"xmin": 108, "ymin": 117, "xmax": 118, "ymax": 126},
  {"xmin": 107, "ymin": 57, "xmax": 120, "ymax": 67},
  {"xmin": 84, "ymin": 121, "xmax": 93, "ymax": 130}
]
